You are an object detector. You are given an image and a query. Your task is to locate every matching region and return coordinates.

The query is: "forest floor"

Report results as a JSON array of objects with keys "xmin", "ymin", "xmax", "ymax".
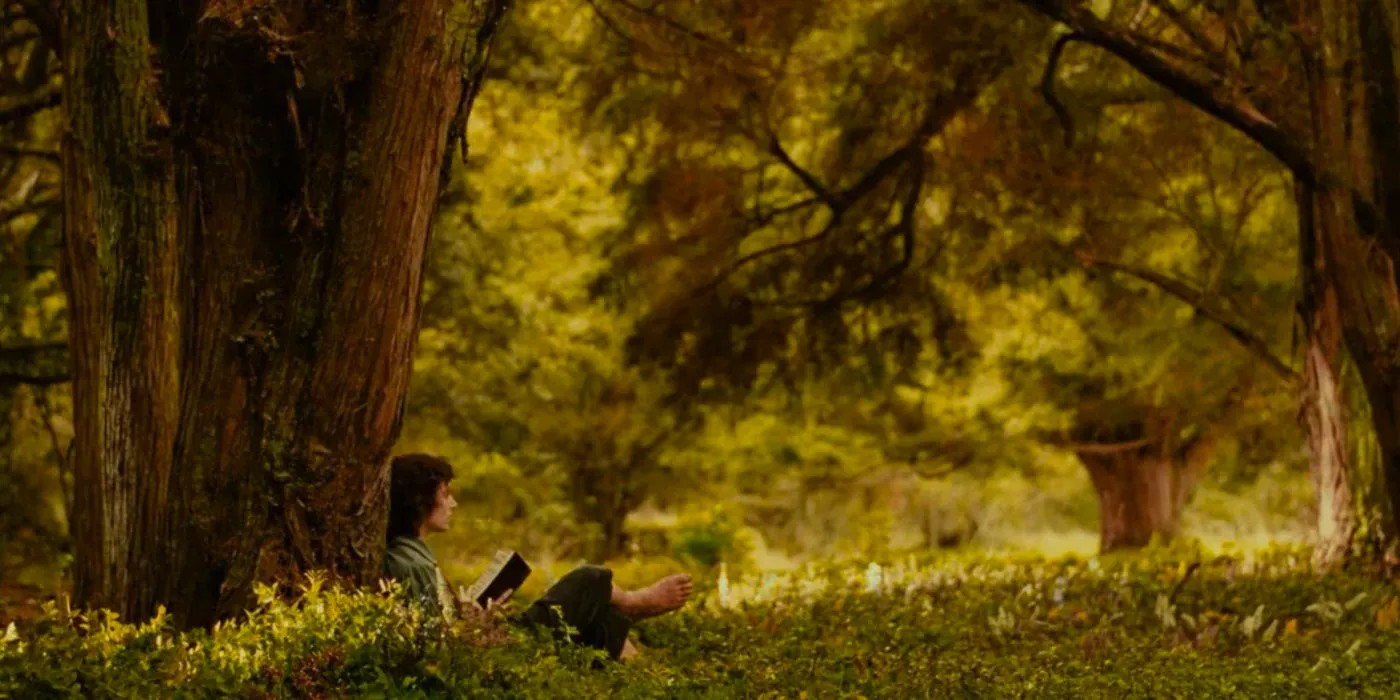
[{"xmin": 5, "ymin": 546, "xmax": 1400, "ymax": 697}]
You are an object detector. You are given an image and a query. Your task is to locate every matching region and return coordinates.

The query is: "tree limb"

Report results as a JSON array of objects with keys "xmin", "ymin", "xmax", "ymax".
[
  {"xmin": 1018, "ymin": 0, "xmax": 1315, "ymax": 182},
  {"xmin": 1064, "ymin": 438, "xmax": 1154, "ymax": 455},
  {"xmin": 604, "ymin": 0, "xmax": 749, "ymax": 60},
  {"xmin": 1042, "ymin": 32, "xmax": 1086, "ymax": 146},
  {"xmin": 767, "ymin": 136, "xmax": 837, "ymax": 207},
  {"xmin": 809, "ymin": 154, "xmax": 927, "ymax": 308},
  {"xmin": 733, "ymin": 52, "xmax": 1007, "ymax": 302},
  {"xmin": 0, "ymin": 343, "xmax": 70, "ymax": 386},
  {"xmin": 1142, "ymin": 0, "xmax": 1227, "ymax": 71},
  {"xmin": 1076, "ymin": 252, "xmax": 1299, "ymax": 382}
]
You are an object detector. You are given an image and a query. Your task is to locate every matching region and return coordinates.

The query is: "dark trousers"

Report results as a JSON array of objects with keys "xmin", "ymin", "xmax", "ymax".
[{"xmin": 515, "ymin": 565, "xmax": 632, "ymax": 660}]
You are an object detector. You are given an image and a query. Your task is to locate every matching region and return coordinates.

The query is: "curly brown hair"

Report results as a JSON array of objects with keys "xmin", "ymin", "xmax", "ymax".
[{"xmin": 387, "ymin": 453, "xmax": 455, "ymax": 541}]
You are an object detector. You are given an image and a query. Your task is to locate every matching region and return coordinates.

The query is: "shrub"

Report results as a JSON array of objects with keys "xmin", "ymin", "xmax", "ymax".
[{"xmin": 672, "ymin": 508, "xmax": 752, "ymax": 571}]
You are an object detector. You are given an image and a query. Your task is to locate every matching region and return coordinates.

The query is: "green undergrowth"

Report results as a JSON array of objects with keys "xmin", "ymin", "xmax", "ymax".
[{"xmin": 4, "ymin": 547, "xmax": 1400, "ymax": 698}]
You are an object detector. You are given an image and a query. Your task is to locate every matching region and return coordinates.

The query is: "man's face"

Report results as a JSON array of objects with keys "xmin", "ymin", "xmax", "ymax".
[{"xmin": 423, "ymin": 482, "xmax": 457, "ymax": 534}]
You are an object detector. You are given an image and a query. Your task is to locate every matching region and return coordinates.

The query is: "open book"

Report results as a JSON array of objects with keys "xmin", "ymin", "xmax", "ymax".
[{"xmin": 462, "ymin": 549, "xmax": 531, "ymax": 608}]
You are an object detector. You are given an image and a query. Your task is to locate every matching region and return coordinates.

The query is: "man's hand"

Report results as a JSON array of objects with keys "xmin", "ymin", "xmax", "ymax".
[
  {"xmin": 455, "ymin": 587, "xmax": 516, "ymax": 625},
  {"xmin": 483, "ymin": 588, "xmax": 514, "ymax": 611},
  {"xmin": 452, "ymin": 587, "xmax": 517, "ymax": 648}
]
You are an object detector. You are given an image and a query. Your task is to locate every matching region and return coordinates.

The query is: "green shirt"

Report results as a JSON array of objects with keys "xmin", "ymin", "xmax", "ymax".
[{"xmin": 384, "ymin": 535, "xmax": 455, "ymax": 621}]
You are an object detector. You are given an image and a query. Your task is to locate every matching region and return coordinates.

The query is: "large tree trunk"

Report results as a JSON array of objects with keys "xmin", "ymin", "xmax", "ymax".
[
  {"xmin": 1078, "ymin": 438, "xmax": 1210, "ymax": 553},
  {"xmin": 1302, "ymin": 326, "xmax": 1357, "ymax": 567},
  {"xmin": 1298, "ymin": 183, "xmax": 1357, "ymax": 568},
  {"xmin": 62, "ymin": 0, "xmax": 511, "ymax": 626},
  {"xmin": 1299, "ymin": 0, "xmax": 1398, "ymax": 555}
]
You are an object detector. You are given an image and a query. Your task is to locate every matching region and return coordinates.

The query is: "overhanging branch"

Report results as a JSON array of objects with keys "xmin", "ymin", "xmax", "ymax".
[
  {"xmin": 1042, "ymin": 32, "xmax": 1085, "ymax": 146},
  {"xmin": 722, "ymin": 51, "xmax": 1009, "ymax": 300},
  {"xmin": 1018, "ymin": 0, "xmax": 1316, "ymax": 182},
  {"xmin": 1077, "ymin": 252, "xmax": 1299, "ymax": 382}
]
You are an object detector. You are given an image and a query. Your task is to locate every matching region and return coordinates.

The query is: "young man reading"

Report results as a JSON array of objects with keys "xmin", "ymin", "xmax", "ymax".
[{"xmin": 383, "ymin": 453, "xmax": 692, "ymax": 660}]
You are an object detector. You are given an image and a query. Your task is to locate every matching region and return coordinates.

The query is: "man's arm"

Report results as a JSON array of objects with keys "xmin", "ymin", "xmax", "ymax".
[{"xmin": 385, "ymin": 556, "xmax": 445, "ymax": 620}]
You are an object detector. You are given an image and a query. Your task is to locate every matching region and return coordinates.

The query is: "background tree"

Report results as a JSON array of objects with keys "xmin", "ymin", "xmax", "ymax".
[
  {"xmin": 1011, "ymin": 0, "xmax": 1400, "ymax": 564},
  {"xmin": 1, "ymin": 0, "xmax": 1342, "ymax": 616},
  {"xmin": 58, "ymin": 0, "xmax": 511, "ymax": 626},
  {"xmin": 558, "ymin": 0, "xmax": 1306, "ymax": 553},
  {"xmin": 400, "ymin": 27, "xmax": 712, "ymax": 561}
]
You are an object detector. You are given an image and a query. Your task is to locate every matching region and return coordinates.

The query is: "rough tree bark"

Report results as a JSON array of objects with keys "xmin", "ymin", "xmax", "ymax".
[
  {"xmin": 62, "ymin": 0, "xmax": 512, "ymax": 626},
  {"xmin": 1076, "ymin": 435, "xmax": 1212, "ymax": 552},
  {"xmin": 1017, "ymin": 0, "xmax": 1399, "ymax": 562},
  {"xmin": 1299, "ymin": 188, "xmax": 1357, "ymax": 567}
]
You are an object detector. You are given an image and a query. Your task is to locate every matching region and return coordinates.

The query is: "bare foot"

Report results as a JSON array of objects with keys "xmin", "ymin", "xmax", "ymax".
[
  {"xmin": 620, "ymin": 638, "xmax": 640, "ymax": 661},
  {"xmin": 613, "ymin": 574, "xmax": 693, "ymax": 619}
]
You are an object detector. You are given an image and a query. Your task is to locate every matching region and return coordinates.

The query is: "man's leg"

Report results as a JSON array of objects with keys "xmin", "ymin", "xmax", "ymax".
[
  {"xmin": 517, "ymin": 566, "xmax": 694, "ymax": 661},
  {"xmin": 517, "ymin": 565, "xmax": 632, "ymax": 660},
  {"xmin": 611, "ymin": 573, "xmax": 692, "ymax": 661},
  {"xmin": 611, "ymin": 573, "xmax": 693, "ymax": 620}
]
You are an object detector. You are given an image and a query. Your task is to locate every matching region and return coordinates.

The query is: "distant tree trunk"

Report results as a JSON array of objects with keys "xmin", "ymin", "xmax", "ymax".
[
  {"xmin": 596, "ymin": 505, "xmax": 631, "ymax": 562},
  {"xmin": 62, "ymin": 0, "xmax": 511, "ymax": 627},
  {"xmin": 1077, "ymin": 437, "xmax": 1211, "ymax": 552},
  {"xmin": 573, "ymin": 460, "xmax": 641, "ymax": 562},
  {"xmin": 1331, "ymin": 0, "xmax": 1400, "ymax": 553}
]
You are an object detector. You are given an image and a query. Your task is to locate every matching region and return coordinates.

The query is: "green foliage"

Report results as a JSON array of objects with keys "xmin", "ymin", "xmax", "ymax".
[
  {"xmin": 449, "ymin": 0, "xmax": 1310, "ymax": 536},
  {"xmin": 671, "ymin": 507, "xmax": 753, "ymax": 570},
  {"xmin": 0, "ymin": 8, "xmax": 69, "ymax": 589},
  {"xmin": 7, "ymin": 551, "xmax": 1400, "ymax": 698}
]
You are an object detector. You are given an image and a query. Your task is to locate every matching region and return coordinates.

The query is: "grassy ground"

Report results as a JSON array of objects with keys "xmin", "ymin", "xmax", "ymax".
[{"xmin": 4, "ymin": 546, "xmax": 1400, "ymax": 698}]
